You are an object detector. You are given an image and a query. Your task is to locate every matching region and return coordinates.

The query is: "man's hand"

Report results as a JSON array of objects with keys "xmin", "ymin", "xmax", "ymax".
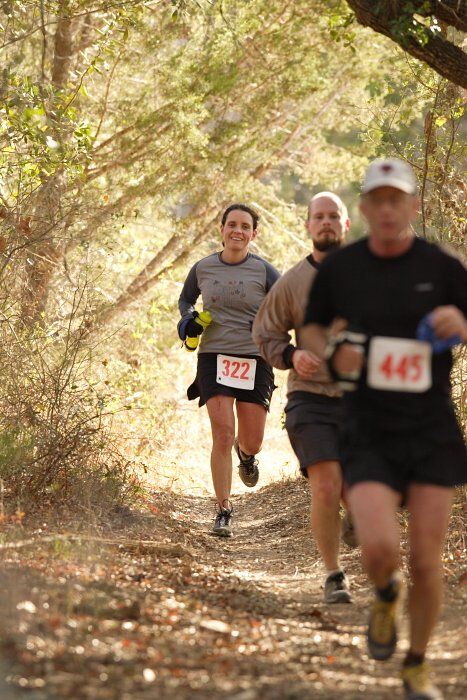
[
  {"xmin": 332, "ymin": 344, "xmax": 365, "ymax": 376},
  {"xmin": 431, "ymin": 306, "xmax": 467, "ymax": 342},
  {"xmin": 324, "ymin": 321, "xmax": 368, "ymax": 389},
  {"xmin": 292, "ymin": 349, "xmax": 321, "ymax": 379}
]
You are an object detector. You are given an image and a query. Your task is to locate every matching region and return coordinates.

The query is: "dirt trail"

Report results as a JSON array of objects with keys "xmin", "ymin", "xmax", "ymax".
[{"xmin": 0, "ymin": 479, "xmax": 465, "ymax": 699}]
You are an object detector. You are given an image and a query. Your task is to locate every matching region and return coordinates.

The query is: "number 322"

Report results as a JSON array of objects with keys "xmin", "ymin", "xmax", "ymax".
[{"xmin": 222, "ymin": 359, "xmax": 250, "ymax": 380}]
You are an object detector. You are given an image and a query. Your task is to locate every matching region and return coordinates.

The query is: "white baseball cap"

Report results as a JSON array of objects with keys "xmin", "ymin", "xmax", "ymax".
[{"xmin": 362, "ymin": 158, "xmax": 417, "ymax": 194}]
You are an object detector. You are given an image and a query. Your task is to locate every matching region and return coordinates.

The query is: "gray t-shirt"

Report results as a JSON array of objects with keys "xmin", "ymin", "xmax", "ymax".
[{"xmin": 179, "ymin": 252, "xmax": 280, "ymax": 356}]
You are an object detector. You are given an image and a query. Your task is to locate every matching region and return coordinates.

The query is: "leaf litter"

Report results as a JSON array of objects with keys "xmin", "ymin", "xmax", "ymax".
[{"xmin": 0, "ymin": 479, "xmax": 465, "ymax": 699}]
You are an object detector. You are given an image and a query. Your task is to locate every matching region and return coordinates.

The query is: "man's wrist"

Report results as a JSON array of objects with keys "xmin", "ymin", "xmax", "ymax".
[{"xmin": 282, "ymin": 344, "xmax": 297, "ymax": 369}]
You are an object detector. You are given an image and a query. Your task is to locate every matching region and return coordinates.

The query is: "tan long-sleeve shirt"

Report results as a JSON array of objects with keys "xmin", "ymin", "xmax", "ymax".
[{"xmin": 252, "ymin": 255, "xmax": 341, "ymax": 398}]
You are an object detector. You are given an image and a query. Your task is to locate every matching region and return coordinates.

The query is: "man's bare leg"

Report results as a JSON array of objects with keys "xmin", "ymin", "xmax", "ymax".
[
  {"xmin": 308, "ymin": 461, "xmax": 351, "ymax": 603},
  {"xmin": 406, "ymin": 483, "xmax": 453, "ymax": 656},
  {"xmin": 349, "ymin": 481, "xmax": 403, "ymax": 659},
  {"xmin": 307, "ymin": 461, "xmax": 343, "ymax": 571},
  {"xmin": 348, "ymin": 481, "xmax": 401, "ymax": 587}
]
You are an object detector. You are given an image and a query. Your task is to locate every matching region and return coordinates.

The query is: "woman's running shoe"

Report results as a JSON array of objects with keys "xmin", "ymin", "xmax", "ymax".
[
  {"xmin": 234, "ymin": 438, "xmax": 259, "ymax": 487},
  {"xmin": 212, "ymin": 507, "xmax": 233, "ymax": 537}
]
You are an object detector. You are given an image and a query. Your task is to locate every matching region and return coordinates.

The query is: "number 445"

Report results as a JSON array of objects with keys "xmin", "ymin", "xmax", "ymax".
[{"xmin": 379, "ymin": 353, "xmax": 423, "ymax": 382}]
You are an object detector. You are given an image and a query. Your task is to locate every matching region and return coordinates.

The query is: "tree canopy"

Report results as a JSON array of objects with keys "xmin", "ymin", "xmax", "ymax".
[{"xmin": 3, "ymin": 0, "xmax": 460, "ymax": 334}]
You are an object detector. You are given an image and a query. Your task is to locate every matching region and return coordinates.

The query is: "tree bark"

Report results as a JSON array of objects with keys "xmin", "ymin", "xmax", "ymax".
[{"xmin": 52, "ymin": 5, "xmax": 74, "ymax": 88}]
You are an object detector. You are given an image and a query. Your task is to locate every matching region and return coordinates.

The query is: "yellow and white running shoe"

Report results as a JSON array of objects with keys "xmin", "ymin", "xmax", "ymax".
[{"xmin": 402, "ymin": 661, "xmax": 443, "ymax": 700}]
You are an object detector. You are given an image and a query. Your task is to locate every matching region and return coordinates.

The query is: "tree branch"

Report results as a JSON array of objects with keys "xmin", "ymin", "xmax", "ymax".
[{"xmin": 347, "ymin": 0, "xmax": 467, "ymax": 88}]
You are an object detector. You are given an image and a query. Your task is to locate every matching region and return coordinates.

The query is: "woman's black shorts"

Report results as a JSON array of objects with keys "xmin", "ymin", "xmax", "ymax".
[{"xmin": 187, "ymin": 352, "xmax": 275, "ymax": 410}]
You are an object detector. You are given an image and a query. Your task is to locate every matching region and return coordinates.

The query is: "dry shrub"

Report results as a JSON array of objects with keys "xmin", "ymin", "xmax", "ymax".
[{"xmin": 0, "ymin": 288, "xmax": 134, "ymax": 517}]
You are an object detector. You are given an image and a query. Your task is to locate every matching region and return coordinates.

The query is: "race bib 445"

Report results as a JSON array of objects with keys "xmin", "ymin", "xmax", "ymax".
[
  {"xmin": 367, "ymin": 336, "xmax": 432, "ymax": 393},
  {"xmin": 216, "ymin": 354, "xmax": 257, "ymax": 390}
]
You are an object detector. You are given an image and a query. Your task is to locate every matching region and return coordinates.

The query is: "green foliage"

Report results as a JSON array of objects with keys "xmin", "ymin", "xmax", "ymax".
[
  {"xmin": 327, "ymin": 4, "xmax": 356, "ymax": 49},
  {"xmin": 362, "ymin": 59, "xmax": 465, "ymax": 247},
  {"xmin": 387, "ymin": 2, "xmax": 443, "ymax": 47},
  {"xmin": 1, "ymin": 72, "xmax": 92, "ymax": 193},
  {"xmin": 0, "ymin": 0, "xmax": 428, "ymax": 270}
]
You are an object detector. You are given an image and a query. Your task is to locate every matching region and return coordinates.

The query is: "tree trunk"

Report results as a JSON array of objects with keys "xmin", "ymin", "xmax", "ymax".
[
  {"xmin": 21, "ymin": 5, "xmax": 77, "ymax": 324},
  {"xmin": 52, "ymin": 6, "xmax": 74, "ymax": 88}
]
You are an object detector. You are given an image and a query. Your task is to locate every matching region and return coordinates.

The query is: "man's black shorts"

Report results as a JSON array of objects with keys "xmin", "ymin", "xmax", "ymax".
[
  {"xmin": 284, "ymin": 392, "xmax": 344, "ymax": 477},
  {"xmin": 187, "ymin": 352, "xmax": 275, "ymax": 410},
  {"xmin": 341, "ymin": 405, "xmax": 467, "ymax": 494}
]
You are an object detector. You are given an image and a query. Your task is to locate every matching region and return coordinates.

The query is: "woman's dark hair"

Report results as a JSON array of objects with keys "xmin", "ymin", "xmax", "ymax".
[{"xmin": 221, "ymin": 203, "xmax": 259, "ymax": 230}]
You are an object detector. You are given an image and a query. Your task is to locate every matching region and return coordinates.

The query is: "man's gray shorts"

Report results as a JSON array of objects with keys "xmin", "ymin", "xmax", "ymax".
[{"xmin": 284, "ymin": 392, "xmax": 344, "ymax": 477}]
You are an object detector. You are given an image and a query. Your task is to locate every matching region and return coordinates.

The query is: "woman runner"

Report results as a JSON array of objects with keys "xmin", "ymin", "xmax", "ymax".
[{"xmin": 177, "ymin": 204, "xmax": 280, "ymax": 536}]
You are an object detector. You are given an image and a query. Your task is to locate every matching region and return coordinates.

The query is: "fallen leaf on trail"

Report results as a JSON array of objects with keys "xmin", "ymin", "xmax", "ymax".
[
  {"xmin": 170, "ymin": 668, "xmax": 185, "ymax": 678},
  {"xmin": 122, "ymin": 621, "xmax": 136, "ymax": 631},
  {"xmin": 249, "ymin": 618, "xmax": 262, "ymax": 628},
  {"xmin": 48, "ymin": 615, "xmax": 62, "ymax": 629},
  {"xmin": 219, "ymin": 660, "xmax": 233, "ymax": 673},
  {"xmin": 16, "ymin": 601, "xmax": 37, "ymax": 613},
  {"xmin": 200, "ymin": 619, "xmax": 231, "ymax": 634},
  {"xmin": 107, "ymin": 599, "xmax": 141, "ymax": 620},
  {"xmin": 230, "ymin": 690, "xmax": 257, "ymax": 700},
  {"xmin": 143, "ymin": 668, "xmax": 156, "ymax": 682}
]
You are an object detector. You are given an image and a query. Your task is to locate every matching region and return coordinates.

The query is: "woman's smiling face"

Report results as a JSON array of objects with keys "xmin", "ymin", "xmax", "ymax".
[{"xmin": 221, "ymin": 209, "xmax": 257, "ymax": 253}]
